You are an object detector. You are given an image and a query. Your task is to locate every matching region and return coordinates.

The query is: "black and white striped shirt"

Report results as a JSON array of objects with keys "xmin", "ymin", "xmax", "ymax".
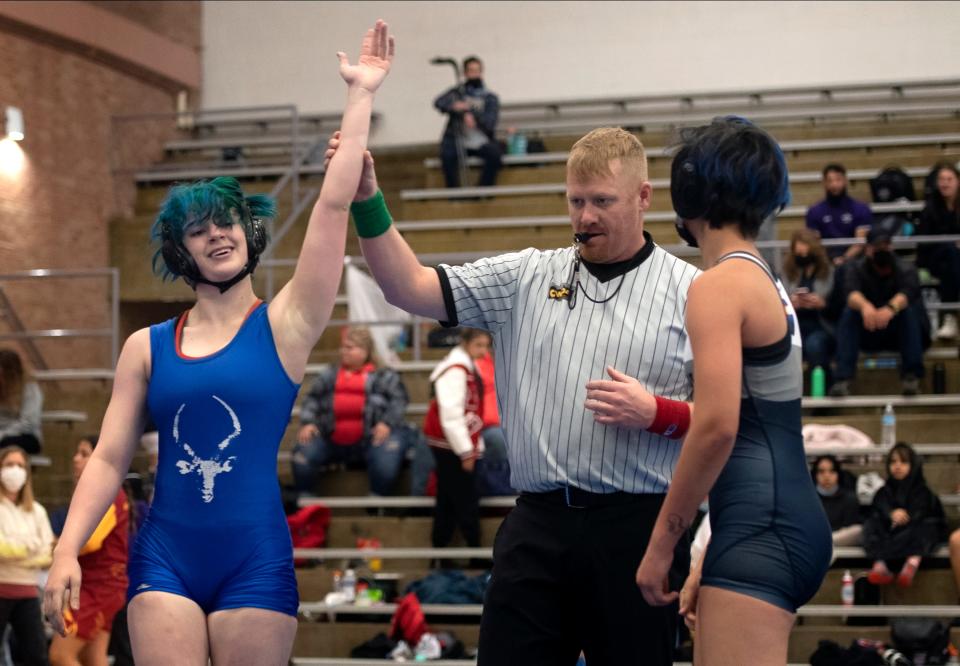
[{"xmin": 436, "ymin": 234, "xmax": 699, "ymax": 494}]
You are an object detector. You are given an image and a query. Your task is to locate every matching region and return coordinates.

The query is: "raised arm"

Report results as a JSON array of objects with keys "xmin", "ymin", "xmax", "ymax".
[
  {"xmin": 321, "ymin": 131, "xmax": 447, "ymax": 320},
  {"xmin": 270, "ymin": 20, "xmax": 395, "ymax": 374},
  {"xmin": 43, "ymin": 328, "xmax": 150, "ymax": 635}
]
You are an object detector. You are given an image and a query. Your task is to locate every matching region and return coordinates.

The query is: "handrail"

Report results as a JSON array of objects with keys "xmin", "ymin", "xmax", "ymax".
[
  {"xmin": 423, "ymin": 131, "xmax": 960, "ymax": 169},
  {"xmin": 498, "ymin": 79, "xmax": 960, "ymax": 115},
  {"xmin": 297, "ymin": 600, "xmax": 960, "ymax": 619},
  {"xmin": 401, "ymin": 166, "xmax": 934, "ymax": 201},
  {"xmin": 0, "ymin": 268, "xmax": 119, "ymax": 370}
]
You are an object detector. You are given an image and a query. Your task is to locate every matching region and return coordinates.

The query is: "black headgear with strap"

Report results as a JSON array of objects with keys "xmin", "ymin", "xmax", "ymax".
[
  {"xmin": 670, "ymin": 146, "xmax": 717, "ymax": 248},
  {"xmin": 160, "ymin": 212, "xmax": 268, "ymax": 294}
]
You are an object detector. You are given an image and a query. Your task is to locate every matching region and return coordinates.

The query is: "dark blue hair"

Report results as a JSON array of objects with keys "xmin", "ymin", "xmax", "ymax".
[
  {"xmin": 150, "ymin": 177, "xmax": 275, "ymax": 280},
  {"xmin": 673, "ymin": 116, "xmax": 791, "ymax": 237}
]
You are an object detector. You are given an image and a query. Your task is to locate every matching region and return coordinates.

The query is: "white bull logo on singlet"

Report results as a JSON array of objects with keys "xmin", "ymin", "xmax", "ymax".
[{"xmin": 173, "ymin": 396, "xmax": 241, "ymax": 503}]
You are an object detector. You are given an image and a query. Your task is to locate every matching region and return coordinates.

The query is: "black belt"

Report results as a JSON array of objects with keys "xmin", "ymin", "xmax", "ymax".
[{"xmin": 521, "ymin": 486, "xmax": 660, "ymax": 510}]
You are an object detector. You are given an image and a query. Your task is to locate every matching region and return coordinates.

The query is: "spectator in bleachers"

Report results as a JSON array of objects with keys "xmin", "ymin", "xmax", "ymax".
[
  {"xmin": 423, "ymin": 329, "xmax": 491, "ymax": 554},
  {"xmin": 291, "ymin": 326, "xmax": 410, "ymax": 498},
  {"xmin": 805, "ymin": 163, "xmax": 873, "ymax": 265},
  {"xmin": 782, "ymin": 229, "xmax": 836, "ymax": 384},
  {"xmin": 49, "ymin": 435, "xmax": 129, "ymax": 666},
  {"xmin": 0, "ymin": 445, "xmax": 53, "ymax": 666},
  {"xmin": 862, "ymin": 442, "xmax": 946, "ymax": 587},
  {"xmin": 916, "ymin": 162, "xmax": 960, "ymax": 340},
  {"xmin": 829, "ymin": 226, "xmax": 926, "ymax": 397},
  {"xmin": 473, "ymin": 349, "xmax": 512, "ymax": 495},
  {"xmin": 434, "ymin": 56, "xmax": 503, "ymax": 188},
  {"xmin": 0, "ymin": 349, "xmax": 43, "ymax": 455},
  {"xmin": 810, "ymin": 455, "xmax": 862, "ymax": 547}
]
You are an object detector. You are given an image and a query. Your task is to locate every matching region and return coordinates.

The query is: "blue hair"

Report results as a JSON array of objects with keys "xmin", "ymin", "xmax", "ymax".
[
  {"xmin": 674, "ymin": 116, "xmax": 791, "ymax": 237},
  {"xmin": 150, "ymin": 177, "xmax": 275, "ymax": 280}
]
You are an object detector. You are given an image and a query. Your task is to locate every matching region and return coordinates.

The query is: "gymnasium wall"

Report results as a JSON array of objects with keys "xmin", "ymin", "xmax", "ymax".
[
  {"xmin": 0, "ymin": 1, "xmax": 200, "ymax": 369},
  {"xmin": 202, "ymin": 0, "xmax": 960, "ymax": 147}
]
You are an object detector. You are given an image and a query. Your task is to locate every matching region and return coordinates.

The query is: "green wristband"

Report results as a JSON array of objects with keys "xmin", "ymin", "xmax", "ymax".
[{"xmin": 350, "ymin": 190, "xmax": 393, "ymax": 239}]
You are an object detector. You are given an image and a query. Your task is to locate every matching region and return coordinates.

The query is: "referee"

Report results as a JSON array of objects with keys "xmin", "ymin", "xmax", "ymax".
[{"xmin": 337, "ymin": 126, "xmax": 699, "ymax": 664}]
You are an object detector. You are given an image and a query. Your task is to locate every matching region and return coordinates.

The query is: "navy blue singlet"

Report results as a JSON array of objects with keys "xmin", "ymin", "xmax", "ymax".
[
  {"xmin": 698, "ymin": 252, "xmax": 832, "ymax": 613},
  {"xmin": 127, "ymin": 301, "xmax": 300, "ymax": 616}
]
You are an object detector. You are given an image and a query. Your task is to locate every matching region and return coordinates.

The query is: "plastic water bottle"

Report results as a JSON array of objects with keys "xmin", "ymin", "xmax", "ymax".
[
  {"xmin": 881, "ymin": 403, "xmax": 896, "ymax": 448},
  {"xmin": 841, "ymin": 570, "xmax": 854, "ymax": 607},
  {"xmin": 811, "ymin": 366, "xmax": 826, "ymax": 397},
  {"xmin": 342, "ymin": 568, "xmax": 357, "ymax": 602},
  {"xmin": 332, "ymin": 569, "xmax": 342, "ymax": 593}
]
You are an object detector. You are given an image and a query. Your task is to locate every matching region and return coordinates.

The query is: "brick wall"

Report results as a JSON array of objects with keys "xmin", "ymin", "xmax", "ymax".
[
  {"xmin": 0, "ymin": 7, "xmax": 196, "ymax": 373},
  {"xmin": 87, "ymin": 0, "xmax": 201, "ymax": 52}
]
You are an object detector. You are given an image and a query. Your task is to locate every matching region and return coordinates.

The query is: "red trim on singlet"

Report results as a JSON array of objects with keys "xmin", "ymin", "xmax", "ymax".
[{"xmin": 175, "ymin": 299, "xmax": 263, "ymax": 360}]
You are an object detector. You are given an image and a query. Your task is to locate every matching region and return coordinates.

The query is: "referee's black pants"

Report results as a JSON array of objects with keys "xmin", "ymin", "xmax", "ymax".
[
  {"xmin": 477, "ymin": 489, "xmax": 689, "ymax": 666},
  {"xmin": 431, "ymin": 447, "xmax": 481, "ymax": 548}
]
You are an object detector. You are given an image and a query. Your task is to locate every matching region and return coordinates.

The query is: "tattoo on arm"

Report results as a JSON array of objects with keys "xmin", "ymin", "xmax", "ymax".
[{"xmin": 666, "ymin": 513, "xmax": 689, "ymax": 536}]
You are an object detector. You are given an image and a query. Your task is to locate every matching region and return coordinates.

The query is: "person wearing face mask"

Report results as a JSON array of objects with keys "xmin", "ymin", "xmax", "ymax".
[
  {"xmin": 782, "ymin": 229, "xmax": 836, "ymax": 386},
  {"xmin": 0, "ymin": 445, "xmax": 53, "ymax": 666},
  {"xmin": 916, "ymin": 162, "xmax": 960, "ymax": 340},
  {"xmin": 829, "ymin": 226, "xmax": 927, "ymax": 396},
  {"xmin": 810, "ymin": 455, "xmax": 862, "ymax": 547},
  {"xmin": 805, "ymin": 163, "xmax": 874, "ymax": 265},
  {"xmin": 434, "ymin": 55, "xmax": 503, "ymax": 188}
]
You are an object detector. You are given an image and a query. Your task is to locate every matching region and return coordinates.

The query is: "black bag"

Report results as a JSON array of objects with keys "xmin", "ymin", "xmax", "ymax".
[
  {"xmin": 809, "ymin": 639, "xmax": 885, "ymax": 666},
  {"xmin": 847, "ymin": 576, "xmax": 885, "ymax": 626},
  {"xmin": 870, "ymin": 166, "xmax": 917, "ymax": 203},
  {"xmin": 891, "ymin": 617, "xmax": 951, "ymax": 664}
]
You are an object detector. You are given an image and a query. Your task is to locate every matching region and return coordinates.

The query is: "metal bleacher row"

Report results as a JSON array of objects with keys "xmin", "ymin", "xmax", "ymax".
[{"xmin": 36, "ymin": 78, "xmax": 958, "ymax": 662}]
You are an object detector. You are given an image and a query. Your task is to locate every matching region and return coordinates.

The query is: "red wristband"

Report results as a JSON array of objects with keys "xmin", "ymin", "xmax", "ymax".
[{"xmin": 648, "ymin": 396, "xmax": 691, "ymax": 439}]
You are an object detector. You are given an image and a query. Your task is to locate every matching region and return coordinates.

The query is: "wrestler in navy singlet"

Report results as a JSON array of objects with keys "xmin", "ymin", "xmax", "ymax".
[
  {"xmin": 699, "ymin": 252, "xmax": 831, "ymax": 612},
  {"xmin": 127, "ymin": 301, "xmax": 300, "ymax": 616}
]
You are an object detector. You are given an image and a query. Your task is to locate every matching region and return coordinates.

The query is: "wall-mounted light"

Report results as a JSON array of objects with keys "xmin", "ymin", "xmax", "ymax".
[{"xmin": 5, "ymin": 107, "xmax": 24, "ymax": 142}]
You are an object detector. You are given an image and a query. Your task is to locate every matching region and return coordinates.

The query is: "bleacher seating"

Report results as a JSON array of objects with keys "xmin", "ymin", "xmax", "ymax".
[{"xmin": 40, "ymin": 81, "xmax": 958, "ymax": 662}]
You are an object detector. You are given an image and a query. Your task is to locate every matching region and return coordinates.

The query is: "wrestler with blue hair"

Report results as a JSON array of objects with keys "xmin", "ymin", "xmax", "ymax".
[
  {"xmin": 637, "ymin": 117, "xmax": 832, "ymax": 665},
  {"xmin": 43, "ymin": 19, "xmax": 396, "ymax": 665}
]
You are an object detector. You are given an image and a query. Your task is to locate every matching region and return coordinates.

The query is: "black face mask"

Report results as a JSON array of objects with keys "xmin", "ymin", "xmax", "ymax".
[
  {"xmin": 675, "ymin": 218, "xmax": 698, "ymax": 248},
  {"xmin": 872, "ymin": 250, "xmax": 894, "ymax": 270},
  {"xmin": 794, "ymin": 254, "xmax": 814, "ymax": 267},
  {"xmin": 464, "ymin": 78, "xmax": 484, "ymax": 90}
]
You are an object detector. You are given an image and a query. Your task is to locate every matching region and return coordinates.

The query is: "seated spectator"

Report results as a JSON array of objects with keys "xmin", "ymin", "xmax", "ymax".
[
  {"xmin": 916, "ymin": 162, "xmax": 960, "ymax": 340},
  {"xmin": 863, "ymin": 443, "xmax": 946, "ymax": 587},
  {"xmin": 783, "ymin": 229, "xmax": 836, "ymax": 382},
  {"xmin": 830, "ymin": 227, "xmax": 927, "ymax": 396},
  {"xmin": 423, "ymin": 329, "xmax": 491, "ymax": 554},
  {"xmin": 0, "ymin": 445, "xmax": 53, "ymax": 665},
  {"xmin": 434, "ymin": 56, "xmax": 503, "ymax": 188},
  {"xmin": 805, "ymin": 163, "xmax": 873, "ymax": 266},
  {"xmin": 49, "ymin": 434, "xmax": 129, "ymax": 666},
  {"xmin": 811, "ymin": 455, "xmax": 862, "ymax": 547},
  {"xmin": 0, "ymin": 349, "xmax": 43, "ymax": 454},
  {"xmin": 472, "ymin": 349, "xmax": 512, "ymax": 496},
  {"xmin": 291, "ymin": 326, "xmax": 410, "ymax": 497}
]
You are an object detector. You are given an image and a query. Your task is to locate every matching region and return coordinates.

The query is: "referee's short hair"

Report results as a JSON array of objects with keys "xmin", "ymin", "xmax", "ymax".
[{"xmin": 567, "ymin": 127, "xmax": 648, "ymax": 184}]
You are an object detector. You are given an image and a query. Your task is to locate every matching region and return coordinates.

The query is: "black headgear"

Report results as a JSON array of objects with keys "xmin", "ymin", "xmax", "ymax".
[
  {"xmin": 670, "ymin": 148, "xmax": 716, "ymax": 248},
  {"xmin": 160, "ymin": 213, "xmax": 268, "ymax": 294}
]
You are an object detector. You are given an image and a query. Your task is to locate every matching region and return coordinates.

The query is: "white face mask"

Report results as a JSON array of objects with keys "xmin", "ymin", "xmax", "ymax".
[{"xmin": 1, "ymin": 466, "xmax": 27, "ymax": 494}]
